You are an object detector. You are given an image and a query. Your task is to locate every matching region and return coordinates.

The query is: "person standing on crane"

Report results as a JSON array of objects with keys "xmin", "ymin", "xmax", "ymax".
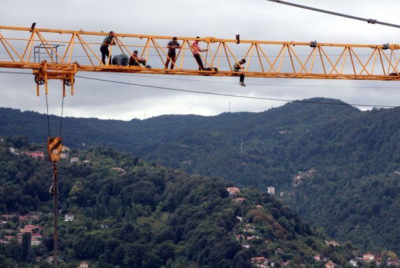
[
  {"xmin": 165, "ymin": 37, "xmax": 181, "ymax": 69},
  {"xmin": 100, "ymin": 31, "xmax": 115, "ymax": 65},
  {"xmin": 191, "ymin": 37, "xmax": 208, "ymax": 70},
  {"xmin": 233, "ymin": 59, "xmax": 246, "ymax": 86}
]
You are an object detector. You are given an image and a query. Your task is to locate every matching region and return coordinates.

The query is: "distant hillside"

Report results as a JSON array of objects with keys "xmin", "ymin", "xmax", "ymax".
[
  {"xmin": 0, "ymin": 138, "xmax": 356, "ymax": 268},
  {"xmin": 0, "ymin": 98, "xmax": 359, "ymax": 189},
  {"xmin": 3, "ymin": 98, "xmax": 400, "ymax": 253}
]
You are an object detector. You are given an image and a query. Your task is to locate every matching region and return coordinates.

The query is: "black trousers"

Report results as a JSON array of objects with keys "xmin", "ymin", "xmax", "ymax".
[
  {"xmin": 100, "ymin": 46, "xmax": 110, "ymax": 65},
  {"xmin": 138, "ymin": 59, "xmax": 147, "ymax": 66},
  {"xmin": 166, "ymin": 53, "xmax": 177, "ymax": 69},
  {"xmin": 193, "ymin": 54, "xmax": 204, "ymax": 70},
  {"xmin": 129, "ymin": 57, "xmax": 147, "ymax": 66},
  {"xmin": 234, "ymin": 73, "xmax": 245, "ymax": 82}
]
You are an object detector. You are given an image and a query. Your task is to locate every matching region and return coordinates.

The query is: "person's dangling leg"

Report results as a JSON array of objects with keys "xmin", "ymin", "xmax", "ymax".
[
  {"xmin": 170, "ymin": 55, "xmax": 176, "ymax": 69},
  {"xmin": 240, "ymin": 74, "xmax": 246, "ymax": 86}
]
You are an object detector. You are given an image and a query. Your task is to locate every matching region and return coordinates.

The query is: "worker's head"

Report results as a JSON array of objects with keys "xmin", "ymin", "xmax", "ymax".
[
  {"xmin": 133, "ymin": 50, "xmax": 138, "ymax": 56},
  {"xmin": 173, "ymin": 37, "xmax": 177, "ymax": 41},
  {"xmin": 196, "ymin": 36, "xmax": 200, "ymax": 43},
  {"xmin": 240, "ymin": 59, "xmax": 246, "ymax": 64},
  {"xmin": 109, "ymin": 31, "xmax": 114, "ymax": 37}
]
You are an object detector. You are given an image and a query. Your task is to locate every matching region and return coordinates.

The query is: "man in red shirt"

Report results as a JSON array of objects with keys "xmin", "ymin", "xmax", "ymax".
[{"xmin": 191, "ymin": 37, "xmax": 208, "ymax": 70}]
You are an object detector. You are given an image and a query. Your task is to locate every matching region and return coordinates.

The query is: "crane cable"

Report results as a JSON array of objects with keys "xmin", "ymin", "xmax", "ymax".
[
  {"xmin": 76, "ymin": 75, "xmax": 400, "ymax": 108},
  {"xmin": 266, "ymin": 0, "xmax": 400, "ymax": 29},
  {"xmin": 0, "ymin": 70, "xmax": 399, "ymax": 108},
  {"xmin": 43, "ymin": 85, "xmax": 65, "ymax": 268}
]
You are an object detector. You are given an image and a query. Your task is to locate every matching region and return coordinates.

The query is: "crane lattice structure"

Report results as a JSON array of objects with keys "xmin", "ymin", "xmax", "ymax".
[{"xmin": 1, "ymin": 24, "xmax": 400, "ymax": 97}]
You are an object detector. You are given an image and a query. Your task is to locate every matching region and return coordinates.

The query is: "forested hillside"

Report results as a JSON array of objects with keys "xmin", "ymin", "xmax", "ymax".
[
  {"xmin": 2, "ymin": 98, "xmax": 400, "ymax": 254},
  {"xmin": 0, "ymin": 98, "xmax": 359, "ymax": 188},
  {"xmin": 0, "ymin": 138, "xmax": 356, "ymax": 268}
]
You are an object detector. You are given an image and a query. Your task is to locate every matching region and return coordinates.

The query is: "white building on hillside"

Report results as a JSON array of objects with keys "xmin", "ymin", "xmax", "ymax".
[
  {"xmin": 267, "ymin": 187, "xmax": 275, "ymax": 195},
  {"xmin": 64, "ymin": 213, "xmax": 74, "ymax": 222}
]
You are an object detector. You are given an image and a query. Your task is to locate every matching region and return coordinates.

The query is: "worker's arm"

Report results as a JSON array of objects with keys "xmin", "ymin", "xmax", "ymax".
[{"xmin": 167, "ymin": 41, "xmax": 180, "ymax": 49}]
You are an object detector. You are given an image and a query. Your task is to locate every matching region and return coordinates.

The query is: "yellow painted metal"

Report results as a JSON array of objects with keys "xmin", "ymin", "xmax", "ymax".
[
  {"xmin": 255, "ymin": 44, "xmax": 265, "ymax": 73},
  {"xmin": 0, "ymin": 33, "xmax": 15, "ymax": 62},
  {"xmin": 177, "ymin": 40, "xmax": 186, "ymax": 70},
  {"xmin": 320, "ymin": 47, "xmax": 339, "ymax": 75},
  {"xmin": 0, "ymin": 24, "xmax": 400, "ymax": 94},
  {"xmin": 61, "ymin": 34, "xmax": 75, "ymax": 63},
  {"xmin": 0, "ymin": 32, "xmax": 22, "ymax": 61},
  {"xmin": 277, "ymin": 45, "xmax": 287, "ymax": 73},
  {"xmin": 318, "ymin": 47, "xmax": 327, "ymax": 75},
  {"xmin": 47, "ymin": 137, "xmax": 62, "ymax": 162},
  {"xmin": 378, "ymin": 50, "xmax": 386, "ymax": 75},
  {"xmin": 76, "ymin": 35, "xmax": 94, "ymax": 66},
  {"xmin": 26, "ymin": 31, "xmax": 36, "ymax": 63},
  {"xmin": 67, "ymin": 34, "xmax": 76, "ymax": 64}
]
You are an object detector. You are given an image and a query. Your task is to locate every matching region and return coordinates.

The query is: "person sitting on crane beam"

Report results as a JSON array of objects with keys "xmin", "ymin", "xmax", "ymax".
[
  {"xmin": 191, "ymin": 37, "xmax": 208, "ymax": 70},
  {"xmin": 129, "ymin": 51, "xmax": 151, "ymax": 68},
  {"xmin": 100, "ymin": 31, "xmax": 115, "ymax": 65},
  {"xmin": 233, "ymin": 59, "xmax": 246, "ymax": 86},
  {"xmin": 165, "ymin": 37, "xmax": 181, "ymax": 69}
]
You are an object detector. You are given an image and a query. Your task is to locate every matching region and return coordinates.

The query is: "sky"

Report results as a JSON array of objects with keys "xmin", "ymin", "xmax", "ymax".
[{"xmin": 1, "ymin": 0, "xmax": 400, "ymax": 120}]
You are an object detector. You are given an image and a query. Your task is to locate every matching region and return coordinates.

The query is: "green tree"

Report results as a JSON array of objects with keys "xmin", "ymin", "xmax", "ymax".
[{"xmin": 21, "ymin": 232, "xmax": 31, "ymax": 261}]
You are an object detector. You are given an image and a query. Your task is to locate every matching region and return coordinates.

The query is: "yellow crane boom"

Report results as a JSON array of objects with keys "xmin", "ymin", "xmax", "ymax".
[{"xmin": 1, "ymin": 24, "xmax": 400, "ymax": 95}]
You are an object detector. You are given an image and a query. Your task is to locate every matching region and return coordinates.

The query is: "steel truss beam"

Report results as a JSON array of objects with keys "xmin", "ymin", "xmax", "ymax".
[{"xmin": 1, "ymin": 25, "xmax": 400, "ymax": 95}]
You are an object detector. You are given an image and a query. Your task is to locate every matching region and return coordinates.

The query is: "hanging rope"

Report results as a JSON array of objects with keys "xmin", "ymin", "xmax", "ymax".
[
  {"xmin": 45, "ymin": 94, "xmax": 51, "ymax": 137},
  {"xmin": 44, "ymin": 89, "xmax": 65, "ymax": 268},
  {"xmin": 59, "ymin": 95, "xmax": 65, "ymax": 138}
]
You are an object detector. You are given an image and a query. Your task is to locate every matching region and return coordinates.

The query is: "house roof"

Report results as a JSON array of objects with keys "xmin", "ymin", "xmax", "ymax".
[
  {"xmin": 226, "ymin": 187, "xmax": 240, "ymax": 194},
  {"xmin": 251, "ymin": 257, "xmax": 266, "ymax": 262}
]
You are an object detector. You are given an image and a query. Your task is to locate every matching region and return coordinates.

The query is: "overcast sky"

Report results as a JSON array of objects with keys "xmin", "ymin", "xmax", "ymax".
[{"xmin": 1, "ymin": 0, "xmax": 400, "ymax": 120}]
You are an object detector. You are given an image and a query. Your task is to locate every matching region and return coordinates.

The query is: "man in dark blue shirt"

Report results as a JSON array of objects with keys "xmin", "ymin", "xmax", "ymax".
[{"xmin": 165, "ymin": 37, "xmax": 180, "ymax": 69}]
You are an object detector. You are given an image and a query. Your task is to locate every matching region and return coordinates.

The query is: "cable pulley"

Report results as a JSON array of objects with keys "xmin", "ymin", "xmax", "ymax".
[
  {"xmin": 34, "ymin": 75, "xmax": 45, "ymax": 85},
  {"xmin": 64, "ymin": 77, "xmax": 75, "ymax": 87}
]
